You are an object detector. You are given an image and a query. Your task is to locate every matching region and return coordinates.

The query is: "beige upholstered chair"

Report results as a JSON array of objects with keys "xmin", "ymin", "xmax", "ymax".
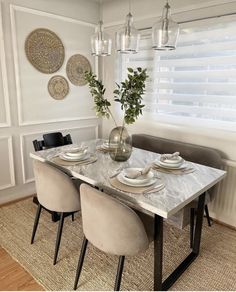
[
  {"xmin": 31, "ymin": 160, "xmax": 81, "ymax": 265},
  {"xmin": 74, "ymin": 184, "xmax": 154, "ymax": 291}
]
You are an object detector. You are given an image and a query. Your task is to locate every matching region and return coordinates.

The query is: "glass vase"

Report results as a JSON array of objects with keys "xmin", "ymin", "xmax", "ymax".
[{"xmin": 109, "ymin": 126, "xmax": 132, "ymax": 162}]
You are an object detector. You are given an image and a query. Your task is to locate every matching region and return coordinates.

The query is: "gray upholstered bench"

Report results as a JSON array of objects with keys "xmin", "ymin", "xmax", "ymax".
[{"xmin": 132, "ymin": 134, "xmax": 223, "ymax": 230}]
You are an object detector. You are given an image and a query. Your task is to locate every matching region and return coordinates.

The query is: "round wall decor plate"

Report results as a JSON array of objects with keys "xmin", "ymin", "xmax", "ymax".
[
  {"xmin": 25, "ymin": 28, "xmax": 65, "ymax": 74},
  {"xmin": 66, "ymin": 54, "xmax": 91, "ymax": 86},
  {"xmin": 48, "ymin": 75, "xmax": 69, "ymax": 100}
]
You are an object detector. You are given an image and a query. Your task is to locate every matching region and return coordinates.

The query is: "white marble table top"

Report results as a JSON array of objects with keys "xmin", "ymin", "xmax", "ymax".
[{"xmin": 30, "ymin": 139, "xmax": 226, "ymax": 218}]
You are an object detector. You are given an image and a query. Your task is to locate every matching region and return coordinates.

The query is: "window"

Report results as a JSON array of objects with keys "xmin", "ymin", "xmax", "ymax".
[{"xmin": 117, "ymin": 16, "xmax": 236, "ymax": 131}]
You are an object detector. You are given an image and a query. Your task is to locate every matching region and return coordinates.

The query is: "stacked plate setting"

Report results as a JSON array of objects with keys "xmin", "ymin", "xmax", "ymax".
[
  {"xmin": 59, "ymin": 146, "xmax": 89, "ymax": 162},
  {"xmin": 154, "ymin": 155, "xmax": 186, "ymax": 169},
  {"xmin": 117, "ymin": 167, "xmax": 163, "ymax": 188},
  {"xmin": 99, "ymin": 140, "xmax": 119, "ymax": 151}
]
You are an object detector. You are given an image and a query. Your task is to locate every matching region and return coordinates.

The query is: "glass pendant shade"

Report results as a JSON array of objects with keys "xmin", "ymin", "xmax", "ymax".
[
  {"xmin": 116, "ymin": 12, "xmax": 140, "ymax": 54},
  {"xmin": 152, "ymin": 2, "xmax": 179, "ymax": 50},
  {"xmin": 91, "ymin": 20, "xmax": 112, "ymax": 56}
]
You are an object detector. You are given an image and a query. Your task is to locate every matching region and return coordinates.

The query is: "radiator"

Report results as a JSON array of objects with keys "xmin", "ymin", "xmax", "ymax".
[{"xmin": 209, "ymin": 159, "xmax": 236, "ymax": 228}]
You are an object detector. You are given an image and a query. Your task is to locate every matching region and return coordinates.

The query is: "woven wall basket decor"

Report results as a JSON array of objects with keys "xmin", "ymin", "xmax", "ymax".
[
  {"xmin": 66, "ymin": 54, "xmax": 91, "ymax": 86},
  {"xmin": 48, "ymin": 75, "xmax": 69, "ymax": 100},
  {"xmin": 25, "ymin": 28, "xmax": 65, "ymax": 74}
]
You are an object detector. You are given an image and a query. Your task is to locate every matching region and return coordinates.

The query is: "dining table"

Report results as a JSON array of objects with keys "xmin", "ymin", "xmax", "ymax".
[{"xmin": 30, "ymin": 139, "xmax": 226, "ymax": 290}]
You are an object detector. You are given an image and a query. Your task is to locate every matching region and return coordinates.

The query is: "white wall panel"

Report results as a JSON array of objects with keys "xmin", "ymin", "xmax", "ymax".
[
  {"xmin": 0, "ymin": 136, "xmax": 15, "ymax": 190},
  {"xmin": 10, "ymin": 5, "xmax": 97, "ymax": 125},
  {"xmin": 0, "ymin": 5, "xmax": 10, "ymax": 127},
  {"xmin": 20, "ymin": 125, "xmax": 98, "ymax": 183},
  {"xmin": 0, "ymin": 0, "xmax": 100, "ymax": 204}
]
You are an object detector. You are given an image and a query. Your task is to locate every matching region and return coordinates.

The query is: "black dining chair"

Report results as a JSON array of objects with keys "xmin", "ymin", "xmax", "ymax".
[
  {"xmin": 33, "ymin": 132, "xmax": 72, "ymax": 151},
  {"xmin": 32, "ymin": 132, "xmax": 74, "ymax": 222}
]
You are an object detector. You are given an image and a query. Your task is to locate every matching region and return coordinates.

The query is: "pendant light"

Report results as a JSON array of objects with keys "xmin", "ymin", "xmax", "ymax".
[
  {"xmin": 91, "ymin": 1, "xmax": 112, "ymax": 56},
  {"xmin": 116, "ymin": 0, "xmax": 140, "ymax": 54},
  {"xmin": 152, "ymin": 0, "xmax": 179, "ymax": 50}
]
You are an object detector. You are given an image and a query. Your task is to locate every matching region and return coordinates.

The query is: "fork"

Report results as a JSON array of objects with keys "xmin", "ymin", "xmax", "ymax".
[{"xmin": 143, "ymin": 183, "xmax": 165, "ymax": 195}]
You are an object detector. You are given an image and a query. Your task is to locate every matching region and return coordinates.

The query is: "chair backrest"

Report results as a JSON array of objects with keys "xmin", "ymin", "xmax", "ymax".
[
  {"xmin": 32, "ymin": 132, "xmax": 73, "ymax": 152},
  {"xmin": 43, "ymin": 132, "xmax": 64, "ymax": 148},
  {"xmin": 80, "ymin": 184, "xmax": 149, "ymax": 256},
  {"xmin": 33, "ymin": 160, "xmax": 80, "ymax": 213}
]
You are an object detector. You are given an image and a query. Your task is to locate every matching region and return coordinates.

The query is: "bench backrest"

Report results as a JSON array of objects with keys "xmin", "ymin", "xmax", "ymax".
[{"xmin": 132, "ymin": 134, "xmax": 223, "ymax": 169}]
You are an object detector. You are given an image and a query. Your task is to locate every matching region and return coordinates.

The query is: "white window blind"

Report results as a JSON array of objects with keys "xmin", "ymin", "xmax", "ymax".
[{"xmin": 117, "ymin": 16, "xmax": 236, "ymax": 130}]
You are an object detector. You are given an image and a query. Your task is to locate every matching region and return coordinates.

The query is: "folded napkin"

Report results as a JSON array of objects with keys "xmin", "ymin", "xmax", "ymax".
[
  {"xmin": 124, "ymin": 165, "xmax": 152, "ymax": 179},
  {"xmin": 160, "ymin": 152, "xmax": 180, "ymax": 162}
]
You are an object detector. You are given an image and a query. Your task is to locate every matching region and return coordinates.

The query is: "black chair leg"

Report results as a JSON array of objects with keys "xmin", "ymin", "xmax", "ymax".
[
  {"xmin": 74, "ymin": 237, "xmax": 88, "ymax": 290},
  {"xmin": 190, "ymin": 208, "xmax": 195, "ymax": 248},
  {"xmin": 31, "ymin": 203, "xmax": 42, "ymax": 244},
  {"xmin": 72, "ymin": 212, "xmax": 75, "ymax": 221},
  {"xmin": 205, "ymin": 205, "xmax": 212, "ymax": 227},
  {"xmin": 114, "ymin": 256, "xmax": 125, "ymax": 291},
  {"xmin": 53, "ymin": 213, "xmax": 65, "ymax": 265}
]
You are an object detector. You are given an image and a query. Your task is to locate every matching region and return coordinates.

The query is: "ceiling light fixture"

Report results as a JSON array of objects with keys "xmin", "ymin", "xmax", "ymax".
[
  {"xmin": 152, "ymin": 0, "xmax": 179, "ymax": 50},
  {"xmin": 91, "ymin": 0, "xmax": 112, "ymax": 56},
  {"xmin": 116, "ymin": 0, "xmax": 140, "ymax": 54}
]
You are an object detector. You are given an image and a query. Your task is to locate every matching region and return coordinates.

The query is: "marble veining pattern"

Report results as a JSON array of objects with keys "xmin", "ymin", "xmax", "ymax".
[{"xmin": 30, "ymin": 139, "xmax": 226, "ymax": 218}]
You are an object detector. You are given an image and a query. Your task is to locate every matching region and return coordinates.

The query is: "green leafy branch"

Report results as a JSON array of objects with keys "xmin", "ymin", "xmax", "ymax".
[
  {"xmin": 114, "ymin": 67, "xmax": 148, "ymax": 125},
  {"xmin": 85, "ymin": 67, "xmax": 148, "ymax": 126},
  {"xmin": 85, "ymin": 71, "xmax": 117, "ymax": 126}
]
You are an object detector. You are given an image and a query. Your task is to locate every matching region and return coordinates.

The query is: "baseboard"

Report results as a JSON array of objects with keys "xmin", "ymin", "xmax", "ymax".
[
  {"xmin": 0, "ymin": 194, "xmax": 35, "ymax": 207},
  {"xmin": 212, "ymin": 218, "xmax": 236, "ymax": 231}
]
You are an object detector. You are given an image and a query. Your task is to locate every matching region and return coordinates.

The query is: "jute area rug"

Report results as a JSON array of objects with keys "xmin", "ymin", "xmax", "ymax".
[{"xmin": 0, "ymin": 198, "xmax": 235, "ymax": 291}]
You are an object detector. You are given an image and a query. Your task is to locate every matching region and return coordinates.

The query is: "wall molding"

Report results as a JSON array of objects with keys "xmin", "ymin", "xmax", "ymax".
[
  {"xmin": 20, "ymin": 124, "xmax": 99, "ymax": 184},
  {"xmin": 0, "ymin": 4, "xmax": 11, "ymax": 127},
  {"xmin": 10, "ymin": 4, "xmax": 98, "ymax": 126},
  {"xmin": 11, "ymin": 5, "xmax": 97, "ymax": 28},
  {"xmin": 19, "ymin": 116, "xmax": 99, "ymax": 127},
  {"xmin": 0, "ymin": 136, "xmax": 15, "ymax": 190}
]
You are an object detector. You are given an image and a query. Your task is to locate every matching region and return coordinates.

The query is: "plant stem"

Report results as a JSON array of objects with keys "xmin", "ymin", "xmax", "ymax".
[{"xmin": 107, "ymin": 107, "xmax": 118, "ymax": 127}]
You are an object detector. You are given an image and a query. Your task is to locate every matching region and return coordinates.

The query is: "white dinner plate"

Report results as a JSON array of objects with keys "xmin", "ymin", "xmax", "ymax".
[
  {"xmin": 154, "ymin": 160, "xmax": 186, "ymax": 169},
  {"xmin": 59, "ymin": 153, "xmax": 90, "ymax": 162},
  {"xmin": 117, "ymin": 172, "xmax": 157, "ymax": 187},
  {"xmin": 121, "ymin": 168, "xmax": 154, "ymax": 185}
]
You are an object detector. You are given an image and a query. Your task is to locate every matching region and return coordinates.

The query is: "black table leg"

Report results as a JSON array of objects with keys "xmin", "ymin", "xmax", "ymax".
[
  {"xmin": 154, "ymin": 214, "xmax": 163, "ymax": 291},
  {"xmin": 154, "ymin": 193, "xmax": 206, "ymax": 291},
  {"xmin": 192, "ymin": 193, "xmax": 206, "ymax": 255}
]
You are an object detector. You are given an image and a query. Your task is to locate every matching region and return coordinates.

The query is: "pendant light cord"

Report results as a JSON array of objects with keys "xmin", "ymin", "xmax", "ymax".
[
  {"xmin": 99, "ymin": 0, "xmax": 102, "ymax": 21},
  {"xmin": 129, "ymin": 0, "xmax": 131, "ymax": 14}
]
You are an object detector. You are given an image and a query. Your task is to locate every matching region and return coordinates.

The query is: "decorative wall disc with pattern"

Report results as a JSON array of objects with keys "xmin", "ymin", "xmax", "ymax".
[
  {"xmin": 48, "ymin": 75, "xmax": 69, "ymax": 100},
  {"xmin": 25, "ymin": 28, "xmax": 65, "ymax": 74},
  {"xmin": 66, "ymin": 54, "xmax": 91, "ymax": 86}
]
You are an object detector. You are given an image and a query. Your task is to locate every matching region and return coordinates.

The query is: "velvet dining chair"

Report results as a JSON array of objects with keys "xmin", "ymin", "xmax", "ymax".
[
  {"xmin": 31, "ymin": 160, "xmax": 81, "ymax": 265},
  {"xmin": 74, "ymin": 184, "xmax": 154, "ymax": 291}
]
